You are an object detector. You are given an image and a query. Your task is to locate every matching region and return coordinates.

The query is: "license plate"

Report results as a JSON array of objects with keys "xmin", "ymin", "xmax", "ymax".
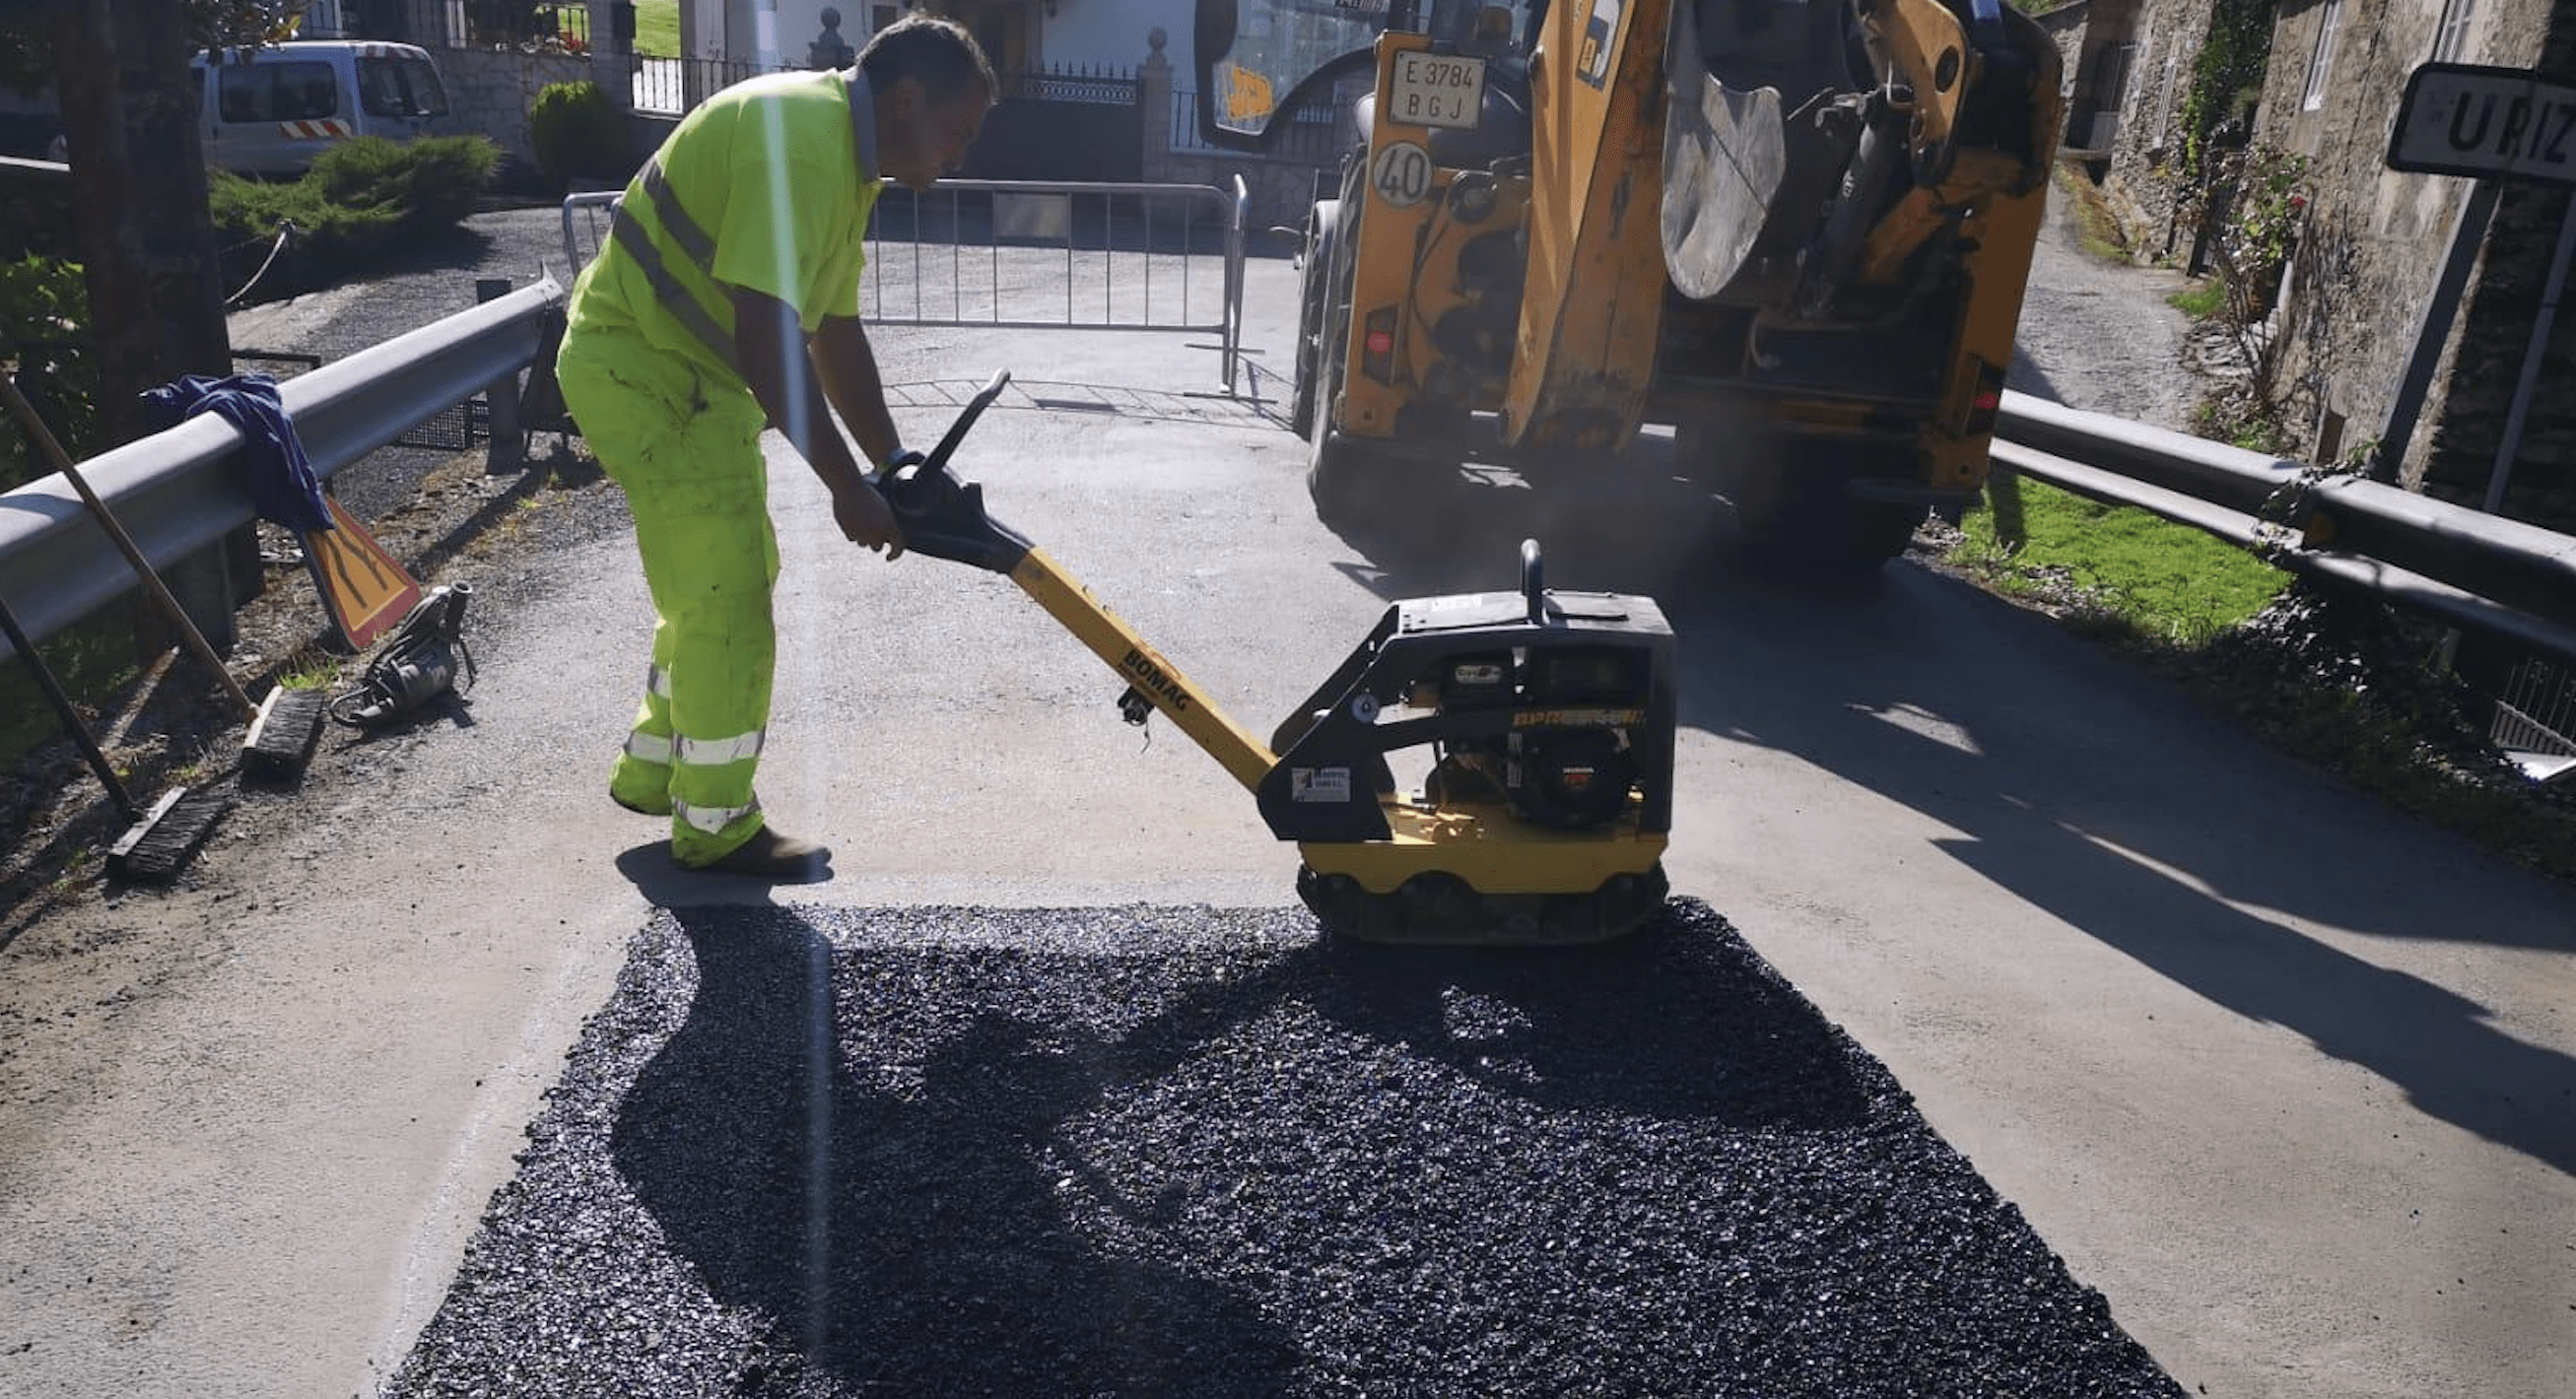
[{"xmin": 1388, "ymin": 51, "xmax": 1485, "ymax": 131}]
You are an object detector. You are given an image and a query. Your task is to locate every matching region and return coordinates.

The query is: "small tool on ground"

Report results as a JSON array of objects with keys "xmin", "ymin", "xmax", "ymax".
[{"xmin": 330, "ymin": 582, "xmax": 474, "ymax": 728}]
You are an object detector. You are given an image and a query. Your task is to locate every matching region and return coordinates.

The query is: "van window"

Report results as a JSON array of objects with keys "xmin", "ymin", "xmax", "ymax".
[
  {"xmin": 358, "ymin": 56, "xmax": 449, "ymax": 119},
  {"xmin": 217, "ymin": 60, "xmax": 341, "ymax": 123}
]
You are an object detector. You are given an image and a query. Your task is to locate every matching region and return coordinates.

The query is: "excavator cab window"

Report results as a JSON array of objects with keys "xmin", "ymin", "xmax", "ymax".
[{"xmin": 1191, "ymin": 0, "xmax": 1536, "ymax": 148}]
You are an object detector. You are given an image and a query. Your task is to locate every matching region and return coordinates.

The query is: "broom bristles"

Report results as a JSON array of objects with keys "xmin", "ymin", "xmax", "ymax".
[
  {"xmin": 106, "ymin": 786, "xmax": 231, "ymax": 883},
  {"xmin": 243, "ymin": 686, "xmax": 327, "ymax": 778}
]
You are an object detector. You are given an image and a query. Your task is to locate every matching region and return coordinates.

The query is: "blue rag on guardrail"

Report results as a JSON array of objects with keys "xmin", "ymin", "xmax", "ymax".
[{"xmin": 140, "ymin": 372, "xmax": 333, "ymax": 534}]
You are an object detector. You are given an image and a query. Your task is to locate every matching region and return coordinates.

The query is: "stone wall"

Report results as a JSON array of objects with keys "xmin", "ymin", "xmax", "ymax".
[
  {"xmin": 2031, "ymin": 1, "xmax": 2092, "ymax": 146},
  {"xmin": 2068, "ymin": 0, "xmax": 2575, "ymax": 533},
  {"xmin": 437, "ymin": 45, "xmax": 604, "ymax": 178},
  {"xmin": 2252, "ymin": 0, "xmax": 2465, "ymax": 481},
  {"xmin": 2416, "ymin": 10, "xmax": 2576, "ymax": 527},
  {"xmin": 2092, "ymin": 0, "xmax": 2217, "ymax": 263},
  {"xmin": 2253, "ymin": 0, "xmax": 2574, "ymax": 533}
]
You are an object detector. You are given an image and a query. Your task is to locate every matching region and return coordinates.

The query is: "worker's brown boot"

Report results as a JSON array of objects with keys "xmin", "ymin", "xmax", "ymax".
[{"xmin": 695, "ymin": 827, "xmax": 832, "ymax": 880}]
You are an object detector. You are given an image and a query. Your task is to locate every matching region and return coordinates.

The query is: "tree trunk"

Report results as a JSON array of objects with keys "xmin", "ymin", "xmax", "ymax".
[
  {"xmin": 56, "ymin": 0, "xmax": 232, "ymax": 440},
  {"xmin": 53, "ymin": 0, "xmax": 245, "ymax": 655}
]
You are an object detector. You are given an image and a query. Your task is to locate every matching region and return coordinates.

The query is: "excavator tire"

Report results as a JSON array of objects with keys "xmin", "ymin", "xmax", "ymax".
[
  {"xmin": 1304, "ymin": 161, "xmax": 1405, "ymax": 525},
  {"xmin": 1287, "ymin": 201, "xmax": 1339, "ymax": 439},
  {"xmin": 1679, "ymin": 419, "xmax": 1921, "ymax": 569},
  {"xmin": 1305, "ymin": 297, "xmax": 1398, "ymax": 523}
]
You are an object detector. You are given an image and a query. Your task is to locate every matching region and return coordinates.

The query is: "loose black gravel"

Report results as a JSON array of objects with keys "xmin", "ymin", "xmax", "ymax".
[{"xmin": 384, "ymin": 899, "xmax": 2182, "ymax": 1398}]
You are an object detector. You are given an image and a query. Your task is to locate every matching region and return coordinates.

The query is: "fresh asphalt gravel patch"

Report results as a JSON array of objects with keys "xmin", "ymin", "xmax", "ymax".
[{"xmin": 385, "ymin": 899, "xmax": 2182, "ymax": 1397}]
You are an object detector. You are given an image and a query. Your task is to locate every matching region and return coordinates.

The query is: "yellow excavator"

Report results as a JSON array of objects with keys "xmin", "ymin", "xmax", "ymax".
[{"xmin": 1195, "ymin": 0, "xmax": 2063, "ymax": 565}]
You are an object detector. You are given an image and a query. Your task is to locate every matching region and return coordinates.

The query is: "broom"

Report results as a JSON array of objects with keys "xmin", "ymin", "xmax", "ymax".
[
  {"xmin": 0, "ymin": 586, "xmax": 228, "ymax": 882},
  {"xmin": 0, "ymin": 367, "xmax": 325, "ymax": 779}
]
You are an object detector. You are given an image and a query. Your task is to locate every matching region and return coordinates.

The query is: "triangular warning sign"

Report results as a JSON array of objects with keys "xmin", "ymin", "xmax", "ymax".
[{"xmin": 302, "ymin": 494, "xmax": 421, "ymax": 651}]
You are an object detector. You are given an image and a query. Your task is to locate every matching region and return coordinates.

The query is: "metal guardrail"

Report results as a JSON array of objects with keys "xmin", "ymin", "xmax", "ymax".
[
  {"xmin": 1992, "ymin": 390, "xmax": 2576, "ymax": 665},
  {"xmin": 0, "ymin": 277, "xmax": 564, "ymax": 664},
  {"xmin": 7, "ymin": 251, "xmax": 2564, "ymax": 684},
  {"xmin": 561, "ymin": 174, "xmax": 1252, "ymax": 393}
]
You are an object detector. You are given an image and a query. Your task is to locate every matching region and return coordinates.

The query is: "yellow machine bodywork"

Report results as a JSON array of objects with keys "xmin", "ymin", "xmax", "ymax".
[
  {"xmin": 1287, "ymin": 0, "xmax": 2064, "ymax": 565},
  {"xmin": 1499, "ymin": 0, "xmax": 1673, "ymax": 452},
  {"xmin": 1008, "ymin": 543, "xmax": 1668, "ymax": 931}
]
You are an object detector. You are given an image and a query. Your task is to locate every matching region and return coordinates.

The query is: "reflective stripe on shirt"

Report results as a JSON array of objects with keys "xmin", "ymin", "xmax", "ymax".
[
  {"xmin": 597, "ymin": 70, "xmax": 877, "ymax": 373},
  {"xmin": 608, "ymin": 189, "xmax": 736, "ymax": 366}
]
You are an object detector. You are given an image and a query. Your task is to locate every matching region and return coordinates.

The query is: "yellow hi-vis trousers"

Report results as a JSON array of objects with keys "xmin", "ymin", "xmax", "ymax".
[{"xmin": 555, "ymin": 336, "xmax": 780, "ymax": 866}]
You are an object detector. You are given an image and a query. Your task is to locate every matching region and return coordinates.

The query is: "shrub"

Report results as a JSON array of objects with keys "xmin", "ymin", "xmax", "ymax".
[
  {"xmin": 530, "ymin": 80, "xmax": 630, "ymax": 189},
  {"xmin": 0, "ymin": 256, "xmax": 99, "ymax": 491},
  {"xmin": 308, "ymin": 133, "xmax": 502, "ymax": 231},
  {"xmin": 209, "ymin": 134, "xmax": 499, "ymax": 298}
]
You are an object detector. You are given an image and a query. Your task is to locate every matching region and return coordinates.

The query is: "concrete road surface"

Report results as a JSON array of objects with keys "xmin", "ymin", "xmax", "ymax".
[{"xmin": 0, "ymin": 253, "xmax": 2570, "ymax": 1398}]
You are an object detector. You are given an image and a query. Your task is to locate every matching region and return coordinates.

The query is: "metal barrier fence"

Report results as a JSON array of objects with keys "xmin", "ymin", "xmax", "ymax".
[
  {"xmin": 632, "ymin": 53, "xmax": 766, "ymax": 115},
  {"xmin": 561, "ymin": 175, "xmax": 1251, "ymax": 392},
  {"xmin": 1992, "ymin": 390, "xmax": 2576, "ymax": 776},
  {"xmin": 1168, "ymin": 90, "xmax": 1343, "ymax": 163}
]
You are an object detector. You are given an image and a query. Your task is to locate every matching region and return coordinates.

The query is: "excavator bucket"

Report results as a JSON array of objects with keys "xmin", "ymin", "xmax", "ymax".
[{"xmin": 1660, "ymin": 0, "xmax": 1787, "ymax": 301}]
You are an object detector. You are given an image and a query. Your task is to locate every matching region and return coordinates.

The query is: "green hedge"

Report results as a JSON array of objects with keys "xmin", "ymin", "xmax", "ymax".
[
  {"xmin": 530, "ymin": 80, "xmax": 630, "ymax": 189},
  {"xmin": 0, "ymin": 255, "xmax": 99, "ymax": 493},
  {"xmin": 210, "ymin": 134, "xmax": 501, "ymax": 299}
]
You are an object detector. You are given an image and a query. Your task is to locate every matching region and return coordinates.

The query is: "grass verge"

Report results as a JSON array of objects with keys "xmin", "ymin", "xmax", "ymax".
[
  {"xmin": 2167, "ymin": 280, "xmax": 2226, "ymax": 319},
  {"xmin": 1937, "ymin": 475, "xmax": 2576, "ymax": 885},
  {"xmin": 1952, "ymin": 472, "xmax": 2289, "ymax": 644},
  {"xmin": 2051, "ymin": 163, "xmax": 2132, "ymax": 262}
]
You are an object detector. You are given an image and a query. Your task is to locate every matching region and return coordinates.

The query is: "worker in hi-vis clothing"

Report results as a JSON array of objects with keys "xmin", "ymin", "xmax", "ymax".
[{"xmin": 556, "ymin": 16, "xmax": 994, "ymax": 878}]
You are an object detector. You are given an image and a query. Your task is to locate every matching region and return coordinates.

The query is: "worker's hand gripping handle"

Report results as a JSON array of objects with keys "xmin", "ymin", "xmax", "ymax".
[{"xmin": 872, "ymin": 370, "xmax": 1030, "ymax": 574}]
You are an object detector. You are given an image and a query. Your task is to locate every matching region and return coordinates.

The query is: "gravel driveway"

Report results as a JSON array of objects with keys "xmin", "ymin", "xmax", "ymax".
[
  {"xmin": 224, "ymin": 202, "xmax": 576, "ymax": 522},
  {"xmin": 2005, "ymin": 182, "xmax": 2206, "ymax": 431}
]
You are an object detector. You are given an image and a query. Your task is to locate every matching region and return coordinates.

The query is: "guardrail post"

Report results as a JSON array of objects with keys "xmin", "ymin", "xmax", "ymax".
[
  {"xmin": 478, "ymin": 278, "xmax": 525, "ymax": 474},
  {"xmin": 152, "ymin": 544, "xmax": 238, "ymax": 661},
  {"xmin": 1224, "ymin": 175, "xmax": 1247, "ymax": 396}
]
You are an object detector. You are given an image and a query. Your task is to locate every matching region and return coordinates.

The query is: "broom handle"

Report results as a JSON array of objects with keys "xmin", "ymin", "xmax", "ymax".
[
  {"xmin": 0, "ymin": 372, "xmax": 258, "ymax": 720},
  {"xmin": 0, "ymin": 583, "xmax": 143, "ymax": 823}
]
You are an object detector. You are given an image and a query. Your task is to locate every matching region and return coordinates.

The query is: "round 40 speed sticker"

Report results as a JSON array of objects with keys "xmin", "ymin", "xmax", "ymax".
[{"xmin": 1369, "ymin": 140, "xmax": 1436, "ymax": 208}]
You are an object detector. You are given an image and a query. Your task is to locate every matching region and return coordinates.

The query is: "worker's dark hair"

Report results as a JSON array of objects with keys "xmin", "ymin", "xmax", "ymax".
[{"xmin": 859, "ymin": 15, "xmax": 997, "ymax": 106}]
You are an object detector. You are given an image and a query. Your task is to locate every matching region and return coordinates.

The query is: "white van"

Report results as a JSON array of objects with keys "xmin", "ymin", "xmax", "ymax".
[{"xmin": 193, "ymin": 41, "xmax": 453, "ymax": 175}]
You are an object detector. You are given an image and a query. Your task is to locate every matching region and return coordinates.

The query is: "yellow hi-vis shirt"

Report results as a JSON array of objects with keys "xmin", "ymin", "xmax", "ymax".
[{"xmin": 568, "ymin": 67, "xmax": 881, "ymax": 395}]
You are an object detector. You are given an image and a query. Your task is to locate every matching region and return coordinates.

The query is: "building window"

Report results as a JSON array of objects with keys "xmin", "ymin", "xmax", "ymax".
[
  {"xmin": 2302, "ymin": 0, "xmax": 2344, "ymax": 111},
  {"xmin": 2433, "ymin": 0, "xmax": 2475, "ymax": 63},
  {"xmin": 2150, "ymin": 54, "xmax": 2180, "ymax": 159}
]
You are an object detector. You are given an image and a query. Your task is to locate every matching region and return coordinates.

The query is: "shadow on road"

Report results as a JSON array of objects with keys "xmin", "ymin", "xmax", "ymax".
[{"xmin": 1298, "ymin": 439, "xmax": 2576, "ymax": 1179}]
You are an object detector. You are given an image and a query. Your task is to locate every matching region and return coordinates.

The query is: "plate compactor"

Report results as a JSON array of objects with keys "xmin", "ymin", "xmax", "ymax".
[{"xmin": 884, "ymin": 373, "xmax": 1676, "ymax": 944}]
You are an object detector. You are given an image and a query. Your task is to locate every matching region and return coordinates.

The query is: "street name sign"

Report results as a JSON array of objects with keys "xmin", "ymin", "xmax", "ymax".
[{"xmin": 2388, "ymin": 62, "xmax": 2576, "ymax": 185}]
